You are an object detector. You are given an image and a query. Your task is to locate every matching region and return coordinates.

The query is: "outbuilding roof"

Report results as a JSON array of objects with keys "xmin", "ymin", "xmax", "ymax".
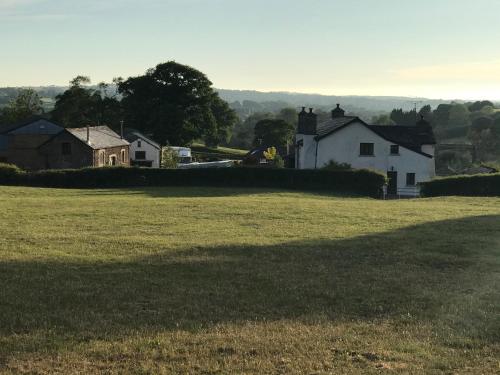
[
  {"xmin": 123, "ymin": 128, "xmax": 161, "ymax": 149},
  {"xmin": 66, "ymin": 126, "xmax": 129, "ymax": 149}
]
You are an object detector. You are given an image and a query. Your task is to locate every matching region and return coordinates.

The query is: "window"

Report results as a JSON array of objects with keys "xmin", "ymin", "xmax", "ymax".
[
  {"xmin": 99, "ymin": 151, "xmax": 105, "ymax": 166},
  {"xmin": 61, "ymin": 142, "xmax": 72, "ymax": 155},
  {"xmin": 390, "ymin": 145, "xmax": 399, "ymax": 155},
  {"xmin": 137, "ymin": 140, "xmax": 142, "ymax": 148},
  {"xmin": 360, "ymin": 143, "xmax": 374, "ymax": 156},
  {"xmin": 121, "ymin": 149, "xmax": 126, "ymax": 163},
  {"xmin": 406, "ymin": 173, "xmax": 416, "ymax": 186},
  {"xmin": 135, "ymin": 151, "xmax": 146, "ymax": 160}
]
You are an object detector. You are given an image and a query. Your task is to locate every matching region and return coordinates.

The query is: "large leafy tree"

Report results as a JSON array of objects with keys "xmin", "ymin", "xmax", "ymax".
[
  {"xmin": 0, "ymin": 88, "xmax": 43, "ymax": 125},
  {"xmin": 253, "ymin": 119, "xmax": 295, "ymax": 149},
  {"xmin": 205, "ymin": 93, "xmax": 239, "ymax": 146},
  {"xmin": 119, "ymin": 61, "xmax": 236, "ymax": 145},
  {"xmin": 51, "ymin": 76, "xmax": 122, "ymax": 128},
  {"xmin": 230, "ymin": 112, "xmax": 273, "ymax": 149}
]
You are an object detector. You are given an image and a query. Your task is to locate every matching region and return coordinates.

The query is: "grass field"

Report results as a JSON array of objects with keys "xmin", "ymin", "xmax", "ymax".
[
  {"xmin": 0, "ymin": 186, "xmax": 499, "ymax": 374},
  {"xmin": 190, "ymin": 143, "xmax": 249, "ymax": 161}
]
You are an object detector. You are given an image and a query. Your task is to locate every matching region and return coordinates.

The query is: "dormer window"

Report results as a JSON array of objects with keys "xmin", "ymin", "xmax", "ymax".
[{"xmin": 390, "ymin": 145, "xmax": 399, "ymax": 155}]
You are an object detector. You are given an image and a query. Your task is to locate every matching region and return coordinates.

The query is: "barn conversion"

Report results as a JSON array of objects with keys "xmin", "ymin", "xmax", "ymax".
[{"xmin": 0, "ymin": 118, "xmax": 130, "ymax": 170}]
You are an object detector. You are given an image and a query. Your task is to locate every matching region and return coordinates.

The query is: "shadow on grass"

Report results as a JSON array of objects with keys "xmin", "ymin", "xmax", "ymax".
[
  {"xmin": 73, "ymin": 186, "xmax": 365, "ymax": 199},
  {"xmin": 0, "ymin": 215, "xmax": 498, "ymax": 353}
]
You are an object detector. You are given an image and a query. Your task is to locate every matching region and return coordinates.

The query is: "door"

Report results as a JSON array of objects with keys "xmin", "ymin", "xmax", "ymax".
[{"xmin": 387, "ymin": 171, "xmax": 398, "ymax": 195}]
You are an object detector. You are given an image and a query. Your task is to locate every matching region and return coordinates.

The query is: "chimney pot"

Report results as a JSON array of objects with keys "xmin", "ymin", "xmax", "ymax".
[{"xmin": 309, "ymin": 108, "xmax": 313, "ymax": 113}]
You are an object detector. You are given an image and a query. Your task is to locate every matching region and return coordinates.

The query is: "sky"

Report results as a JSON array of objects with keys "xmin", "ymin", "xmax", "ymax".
[{"xmin": 1, "ymin": 0, "xmax": 500, "ymax": 100}]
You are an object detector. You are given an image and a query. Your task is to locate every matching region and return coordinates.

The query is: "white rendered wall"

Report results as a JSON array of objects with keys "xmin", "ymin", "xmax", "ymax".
[
  {"xmin": 305, "ymin": 121, "xmax": 435, "ymax": 195},
  {"xmin": 129, "ymin": 139, "xmax": 160, "ymax": 168}
]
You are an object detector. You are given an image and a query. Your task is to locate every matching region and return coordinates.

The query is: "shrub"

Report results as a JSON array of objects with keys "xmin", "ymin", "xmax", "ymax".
[
  {"xmin": 1, "ymin": 166, "xmax": 387, "ymax": 197},
  {"xmin": 322, "ymin": 160, "xmax": 352, "ymax": 171},
  {"xmin": 161, "ymin": 147, "xmax": 179, "ymax": 168},
  {"xmin": 0, "ymin": 163, "xmax": 25, "ymax": 185},
  {"xmin": 421, "ymin": 173, "xmax": 500, "ymax": 197}
]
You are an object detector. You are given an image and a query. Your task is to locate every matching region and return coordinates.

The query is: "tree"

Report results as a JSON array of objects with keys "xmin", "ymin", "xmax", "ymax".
[
  {"xmin": 448, "ymin": 104, "xmax": 471, "ymax": 127},
  {"xmin": 433, "ymin": 104, "xmax": 452, "ymax": 128},
  {"xmin": 468, "ymin": 100, "xmax": 494, "ymax": 112},
  {"xmin": 371, "ymin": 114, "xmax": 395, "ymax": 125},
  {"xmin": 204, "ymin": 93, "xmax": 239, "ymax": 147},
  {"xmin": 0, "ymin": 89, "xmax": 43, "ymax": 124},
  {"xmin": 253, "ymin": 119, "xmax": 294, "ymax": 148},
  {"xmin": 276, "ymin": 108, "xmax": 298, "ymax": 128},
  {"xmin": 51, "ymin": 76, "xmax": 122, "ymax": 128},
  {"xmin": 419, "ymin": 105, "xmax": 433, "ymax": 124},
  {"xmin": 229, "ymin": 112, "xmax": 273, "ymax": 149},
  {"xmin": 119, "ymin": 61, "xmax": 236, "ymax": 145},
  {"xmin": 390, "ymin": 108, "xmax": 417, "ymax": 126},
  {"xmin": 468, "ymin": 116, "xmax": 500, "ymax": 161}
]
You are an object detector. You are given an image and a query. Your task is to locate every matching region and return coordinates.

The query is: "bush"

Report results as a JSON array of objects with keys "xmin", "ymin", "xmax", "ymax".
[
  {"xmin": 1, "ymin": 166, "xmax": 387, "ymax": 198},
  {"xmin": 322, "ymin": 160, "xmax": 352, "ymax": 171},
  {"xmin": 0, "ymin": 163, "xmax": 25, "ymax": 185},
  {"xmin": 421, "ymin": 173, "xmax": 500, "ymax": 197}
]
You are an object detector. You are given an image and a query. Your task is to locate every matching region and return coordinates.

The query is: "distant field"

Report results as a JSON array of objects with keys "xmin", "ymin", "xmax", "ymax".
[{"xmin": 0, "ymin": 187, "xmax": 499, "ymax": 374}]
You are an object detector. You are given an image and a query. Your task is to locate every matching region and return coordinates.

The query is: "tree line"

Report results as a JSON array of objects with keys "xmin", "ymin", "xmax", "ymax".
[
  {"xmin": 372, "ymin": 101, "xmax": 500, "ymax": 168},
  {"xmin": 0, "ymin": 62, "xmax": 242, "ymax": 147}
]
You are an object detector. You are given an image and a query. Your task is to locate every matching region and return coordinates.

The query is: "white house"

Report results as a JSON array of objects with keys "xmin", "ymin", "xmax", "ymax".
[
  {"xmin": 124, "ymin": 129, "xmax": 161, "ymax": 168},
  {"xmin": 295, "ymin": 105, "xmax": 436, "ymax": 197}
]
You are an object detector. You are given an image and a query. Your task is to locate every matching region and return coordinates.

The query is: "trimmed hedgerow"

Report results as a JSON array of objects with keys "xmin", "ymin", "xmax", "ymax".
[
  {"xmin": 1, "ymin": 166, "xmax": 386, "ymax": 197},
  {"xmin": 0, "ymin": 163, "xmax": 26, "ymax": 185},
  {"xmin": 421, "ymin": 173, "xmax": 500, "ymax": 197}
]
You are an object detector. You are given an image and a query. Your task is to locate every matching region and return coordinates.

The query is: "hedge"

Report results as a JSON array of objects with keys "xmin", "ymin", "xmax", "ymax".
[
  {"xmin": 0, "ymin": 164, "xmax": 386, "ymax": 197},
  {"xmin": 421, "ymin": 173, "xmax": 500, "ymax": 197},
  {"xmin": 0, "ymin": 163, "xmax": 25, "ymax": 184}
]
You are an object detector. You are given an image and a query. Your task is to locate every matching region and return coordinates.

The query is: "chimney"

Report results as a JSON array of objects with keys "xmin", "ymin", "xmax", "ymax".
[
  {"xmin": 331, "ymin": 104, "xmax": 345, "ymax": 119},
  {"xmin": 86, "ymin": 125, "xmax": 90, "ymax": 144},
  {"xmin": 297, "ymin": 106, "xmax": 317, "ymax": 135}
]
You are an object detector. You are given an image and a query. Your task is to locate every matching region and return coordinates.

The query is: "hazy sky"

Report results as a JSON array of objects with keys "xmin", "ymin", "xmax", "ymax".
[{"xmin": 1, "ymin": 0, "xmax": 500, "ymax": 99}]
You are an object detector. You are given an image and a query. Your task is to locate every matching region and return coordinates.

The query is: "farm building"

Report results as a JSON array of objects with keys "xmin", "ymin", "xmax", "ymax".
[
  {"xmin": 124, "ymin": 129, "xmax": 161, "ymax": 168},
  {"xmin": 0, "ymin": 117, "xmax": 65, "ymax": 170},
  {"xmin": 39, "ymin": 126, "xmax": 130, "ymax": 169}
]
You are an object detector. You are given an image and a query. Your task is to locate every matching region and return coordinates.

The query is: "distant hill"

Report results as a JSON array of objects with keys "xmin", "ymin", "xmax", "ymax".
[
  {"xmin": 0, "ymin": 86, "xmax": 462, "ymax": 122},
  {"xmin": 216, "ymin": 89, "xmax": 453, "ymax": 112}
]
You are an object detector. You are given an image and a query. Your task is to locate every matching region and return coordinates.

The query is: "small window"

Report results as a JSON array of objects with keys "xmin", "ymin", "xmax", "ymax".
[
  {"xmin": 406, "ymin": 173, "xmax": 416, "ymax": 186},
  {"xmin": 121, "ymin": 149, "xmax": 126, "ymax": 163},
  {"xmin": 61, "ymin": 142, "xmax": 72, "ymax": 155},
  {"xmin": 135, "ymin": 151, "xmax": 146, "ymax": 160},
  {"xmin": 137, "ymin": 140, "xmax": 142, "ymax": 148},
  {"xmin": 390, "ymin": 145, "xmax": 399, "ymax": 155},
  {"xmin": 360, "ymin": 143, "xmax": 374, "ymax": 156}
]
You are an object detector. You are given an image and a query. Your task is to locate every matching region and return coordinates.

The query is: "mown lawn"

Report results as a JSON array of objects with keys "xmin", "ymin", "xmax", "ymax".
[{"xmin": 0, "ymin": 186, "xmax": 499, "ymax": 374}]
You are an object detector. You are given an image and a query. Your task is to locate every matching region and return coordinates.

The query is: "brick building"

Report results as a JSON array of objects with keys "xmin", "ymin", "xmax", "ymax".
[
  {"xmin": 0, "ymin": 118, "xmax": 130, "ymax": 170},
  {"xmin": 39, "ymin": 126, "xmax": 130, "ymax": 169}
]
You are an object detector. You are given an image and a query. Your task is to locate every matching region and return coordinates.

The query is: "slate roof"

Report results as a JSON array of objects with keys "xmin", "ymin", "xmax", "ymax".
[
  {"xmin": 316, "ymin": 116, "xmax": 359, "ymax": 138},
  {"xmin": 315, "ymin": 116, "xmax": 435, "ymax": 158},
  {"xmin": 0, "ymin": 116, "xmax": 51, "ymax": 134},
  {"xmin": 123, "ymin": 128, "xmax": 161, "ymax": 149},
  {"xmin": 67, "ymin": 126, "xmax": 129, "ymax": 149}
]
